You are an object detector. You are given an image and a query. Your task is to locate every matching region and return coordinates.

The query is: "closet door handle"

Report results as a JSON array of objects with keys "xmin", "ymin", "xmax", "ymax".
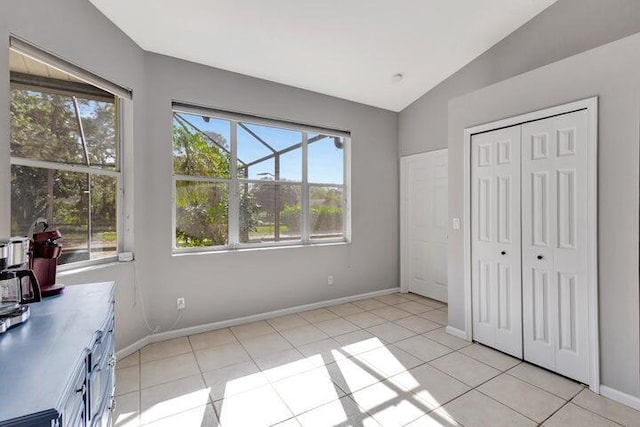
[{"xmin": 537, "ymin": 255, "xmax": 544, "ymax": 260}]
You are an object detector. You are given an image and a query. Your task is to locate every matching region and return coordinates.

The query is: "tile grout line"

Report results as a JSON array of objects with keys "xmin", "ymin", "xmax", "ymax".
[
  {"xmin": 455, "ymin": 343, "xmax": 521, "ymax": 372},
  {"xmin": 536, "ymin": 400, "xmax": 572, "ymax": 427},
  {"xmin": 227, "ymin": 298, "xmax": 430, "ymax": 424},
  {"xmin": 473, "ymin": 386, "xmax": 544, "ymax": 425},
  {"xmin": 419, "ymin": 351, "xmax": 517, "ymax": 425},
  {"xmin": 567, "ymin": 394, "xmax": 628, "ymax": 427},
  {"xmin": 137, "ymin": 351, "xmax": 142, "ymax": 426},
  {"xmin": 283, "ymin": 300, "xmax": 445, "ymax": 424},
  {"xmin": 254, "ymin": 314, "xmax": 363, "ymax": 425},
  {"xmin": 130, "ymin": 293, "xmax": 448, "ymax": 426},
  {"xmin": 427, "ymin": 355, "xmax": 579, "ymax": 427},
  {"xmin": 124, "ymin": 295, "xmax": 633, "ymax": 427},
  {"xmin": 503, "ymin": 368, "xmax": 587, "ymax": 402},
  {"xmin": 451, "ymin": 343, "xmax": 608, "ymax": 424},
  {"xmin": 184, "ymin": 334, "xmax": 215, "ymax": 415}
]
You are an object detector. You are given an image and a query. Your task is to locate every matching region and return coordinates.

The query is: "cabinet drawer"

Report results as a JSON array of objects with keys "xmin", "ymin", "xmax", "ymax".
[
  {"xmin": 63, "ymin": 359, "xmax": 87, "ymax": 427},
  {"xmin": 89, "ymin": 315, "xmax": 115, "ymax": 424},
  {"xmin": 90, "ymin": 316, "xmax": 114, "ymax": 372}
]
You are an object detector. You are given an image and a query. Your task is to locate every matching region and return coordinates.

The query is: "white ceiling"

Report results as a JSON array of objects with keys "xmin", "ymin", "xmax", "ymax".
[{"xmin": 89, "ymin": 0, "xmax": 556, "ymax": 111}]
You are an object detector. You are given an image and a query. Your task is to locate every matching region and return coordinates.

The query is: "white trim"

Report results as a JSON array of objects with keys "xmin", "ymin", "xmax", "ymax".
[
  {"xmin": 599, "ymin": 386, "xmax": 640, "ymax": 412},
  {"xmin": 10, "ymin": 157, "xmax": 120, "ymax": 177},
  {"xmin": 172, "ymin": 102, "xmax": 350, "ymax": 139},
  {"xmin": 57, "ymin": 256, "xmax": 118, "ymax": 273},
  {"xmin": 463, "ymin": 98, "xmax": 591, "ymax": 135},
  {"xmin": 343, "ymin": 135, "xmax": 352, "ymax": 242},
  {"xmin": 229, "ymin": 121, "xmax": 239, "ymax": 248},
  {"xmin": 585, "ymin": 100, "xmax": 600, "ymax": 394},
  {"xmin": 308, "ymin": 181, "xmax": 343, "ymax": 188},
  {"xmin": 400, "ymin": 149, "xmax": 448, "ymax": 295},
  {"xmin": 171, "ymin": 175, "xmax": 178, "ymax": 251},
  {"xmin": 400, "ymin": 155, "xmax": 409, "ymax": 294},
  {"xmin": 446, "ymin": 326, "xmax": 470, "ymax": 341},
  {"xmin": 462, "ymin": 97, "xmax": 599, "ymax": 389},
  {"xmin": 301, "ymin": 132, "xmax": 310, "ymax": 243},
  {"xmin": 116, "ymin": 336, "xmax": 150, "ymax": 361},
  {"xmin": 171, "ymin": 107, "xmax": 351, "ymax": 252},
  {"xmin": 57, "ymin": 260, "xmax": 123, "ymax": 277},
  {"xmin": 463, "ymin": 130, "xmax": 473, "ymax": 341},
  {"xmin": 173, "ymin": 175, "xmax": 231, "ymax": 184},
  {"xmin": 172, "ymin": 237, "xmax": 348, "ymax": 254},
  {"xmin": 116, "ymin": 286, "xmax": 400, "ymax": 360}
]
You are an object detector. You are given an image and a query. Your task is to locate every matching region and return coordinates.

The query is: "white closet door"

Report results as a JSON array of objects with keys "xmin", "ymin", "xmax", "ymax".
[
  {"xmin": 521, "ymin": 110, "xmax": 589, "ymax": 383},
  {"xmin": 402, "ymin": 149, "xmax": 449, "ymax": 302},
  {"xmin": 471, "ymin": 127, "xmax": 522, "ymax": 358}
]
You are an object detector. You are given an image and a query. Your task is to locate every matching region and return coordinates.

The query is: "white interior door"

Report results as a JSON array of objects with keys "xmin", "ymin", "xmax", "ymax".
[
  {"xmin": 521, "ymin": 110, "xmax": 589, "ymax": 383},
  {"xmin": 471, "ymin": 126, "xmax": 523, "ymax": 358},
  {"xmin": 401, "ymin": 149, "xmax": 448, "ymax": 302}
]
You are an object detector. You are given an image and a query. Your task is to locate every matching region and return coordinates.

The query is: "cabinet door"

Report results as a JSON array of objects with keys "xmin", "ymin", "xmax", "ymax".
[
  {"xmin": 63, "ymin": 386, "xmax": 86, "ymax": 427},
  {"xmin": 89, "ymin": 316, "xmax": 115, "ymax": 426},
  {"xmin": 471, "ymin": 126, "xmax": 523, "ymax": 358},
  {"xmin": 521, "ymin": 110, "xmax": 589, "ymax": 383}
]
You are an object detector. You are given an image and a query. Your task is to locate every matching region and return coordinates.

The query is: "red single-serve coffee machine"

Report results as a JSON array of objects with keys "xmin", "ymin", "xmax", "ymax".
[{"xmin": 31, "ymin": 230, "xmax": 65, "ymax": 296}]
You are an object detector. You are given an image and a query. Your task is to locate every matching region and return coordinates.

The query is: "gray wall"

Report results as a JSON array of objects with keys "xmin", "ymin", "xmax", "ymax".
[
  {"xmin": 0, "ymin": 0, "xmax": 399, "ymax": 350},
  {"xmin": 448, "ymin": 34, "xmax": 640, "ymax": 397},
  {"xmin": 0, "ymin": 0, "xmax": 149, "ymax": 350},
  {"xmin": 141, "ymin": 52, "xmax": 398, "ymax": 330},
  {"xmin": 398, "ymin": 0, "xmax": 640, "ymax": 398},
  {"xmin": 400, "ymin": 0, "xmax": 640, "ymax": 156}
]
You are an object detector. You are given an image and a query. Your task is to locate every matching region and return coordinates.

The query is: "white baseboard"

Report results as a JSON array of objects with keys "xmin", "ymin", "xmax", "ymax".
[
  {"xmin": 116, "ymin": 286, "xmax": 400, "ymax": 360},
  {"xmin": 446, "ymin": 326, "xmax": 470, "ymax": 341},
  {"xmin": 116, "ymin": 336, "xmax": 149, "ymax": 360},
  {"xmin": 599, "ymin": 385, "xmax": 640, "ymax": 411}
]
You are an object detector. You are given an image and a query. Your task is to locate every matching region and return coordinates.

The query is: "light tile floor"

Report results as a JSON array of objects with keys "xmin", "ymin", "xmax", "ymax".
[{"xmin": 114, "ymin": 293, "xmax": 640, "ymax": 427}]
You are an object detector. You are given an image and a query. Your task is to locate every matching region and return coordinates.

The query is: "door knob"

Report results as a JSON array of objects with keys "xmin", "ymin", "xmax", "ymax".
[
  {"xmin": 537, "ymin": 255, "xmax": 544, "ymax": 260},
  {"xmin": 500, "ymin": 251, "xmax": 506, "ymax": 255}
]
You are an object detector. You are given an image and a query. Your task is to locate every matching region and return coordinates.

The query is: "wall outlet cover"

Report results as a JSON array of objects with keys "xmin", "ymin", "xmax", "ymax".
[{"xmin": 118, "ymin": 252, "xmax": 134, "ymax": 262}]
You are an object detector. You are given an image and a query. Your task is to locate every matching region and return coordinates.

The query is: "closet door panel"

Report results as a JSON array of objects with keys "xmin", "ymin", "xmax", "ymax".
[
  {"xmin": 471, "ymin": 126, "xmax": 522, "ymax": 358},
  {"xmin": 522, "ymin": 110, "xmax": 589, "ymax": 384},
  {"xmin": 522, "ymin": 124, "xmax": 557, "ymax": 370},
  {"xmin": 472, "ymin": 133, "xmax": 496, "ymax": 346}
]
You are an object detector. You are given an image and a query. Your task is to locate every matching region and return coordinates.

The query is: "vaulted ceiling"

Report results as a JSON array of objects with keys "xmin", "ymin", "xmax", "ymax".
[{"xmin": 89, "ymin": 0, "xmax": 556, "ymax": 111}]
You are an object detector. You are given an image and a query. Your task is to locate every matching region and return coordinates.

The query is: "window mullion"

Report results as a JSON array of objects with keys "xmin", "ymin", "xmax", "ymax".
[
  {"xmin": 172, "ymin": 175, "xmax": 177, "ymax": 250},
  {"xmin": 10, "ymin": 157, "xmax": 120, "ymax": 177},
  {"xmin": 229, "ymin": 121, "xmax": 240, "ymax": 248},
  {"xmin": 302, "ymin": 132, "xmax": 309, "ymax": 243}
]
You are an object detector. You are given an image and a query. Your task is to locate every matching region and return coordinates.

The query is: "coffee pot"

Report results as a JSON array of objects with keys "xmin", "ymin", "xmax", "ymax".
[
  {"xmin": 0, "ymin": 270, "xmax": 40, "ymax": 315},
  {"xmin": 0, "ymin": 237, "xmax": 41, "ymax": 306}
]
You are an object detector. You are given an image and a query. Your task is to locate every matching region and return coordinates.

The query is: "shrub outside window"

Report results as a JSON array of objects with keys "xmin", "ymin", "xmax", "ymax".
[{"xmin": 172, "ymin": 105, "xmax": 349, "ymax": 251}]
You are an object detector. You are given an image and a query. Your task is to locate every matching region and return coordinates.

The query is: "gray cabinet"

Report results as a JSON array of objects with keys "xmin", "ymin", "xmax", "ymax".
[{"xmin": 0, "ymin": 282, "xmax": 115, "ymax": 427}]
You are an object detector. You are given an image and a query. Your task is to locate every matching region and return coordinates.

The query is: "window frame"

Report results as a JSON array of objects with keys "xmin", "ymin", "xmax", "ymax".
[
  {"xmin": 9, "ymin": 81, "xmax": 125, "ymax": 270},
  {"xmin": 171, "ymin": 103, "xmax": 351, "ymax": 253}
]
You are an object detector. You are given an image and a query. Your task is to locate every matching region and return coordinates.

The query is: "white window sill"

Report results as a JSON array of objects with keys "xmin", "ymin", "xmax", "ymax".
[
  {"xmin": 172, "ymin": 240, "xmax": 351, "ymax": 257},
  {"xmin": 56, "ymin": 257, "xmax": 133, "ymax": 278}
]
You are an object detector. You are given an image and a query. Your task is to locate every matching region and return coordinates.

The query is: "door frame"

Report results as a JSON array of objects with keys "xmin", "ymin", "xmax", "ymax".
[
  {"xmin": 400, "ymin": 148, "xmax": 448, "ymax": 296},
  {"xmin": 462, "ymin": 97, "xmax": 599, "ymax": 392}
]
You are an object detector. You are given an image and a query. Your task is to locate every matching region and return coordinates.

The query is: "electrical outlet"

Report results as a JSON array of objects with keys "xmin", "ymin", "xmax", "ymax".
[
  {"xmin": 327, "ymin": 275, "xmax": 334, "ymax": 285},
  {"xmin": 177, "ymin": 297, "xmax": 186, "ymax": 310}
]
